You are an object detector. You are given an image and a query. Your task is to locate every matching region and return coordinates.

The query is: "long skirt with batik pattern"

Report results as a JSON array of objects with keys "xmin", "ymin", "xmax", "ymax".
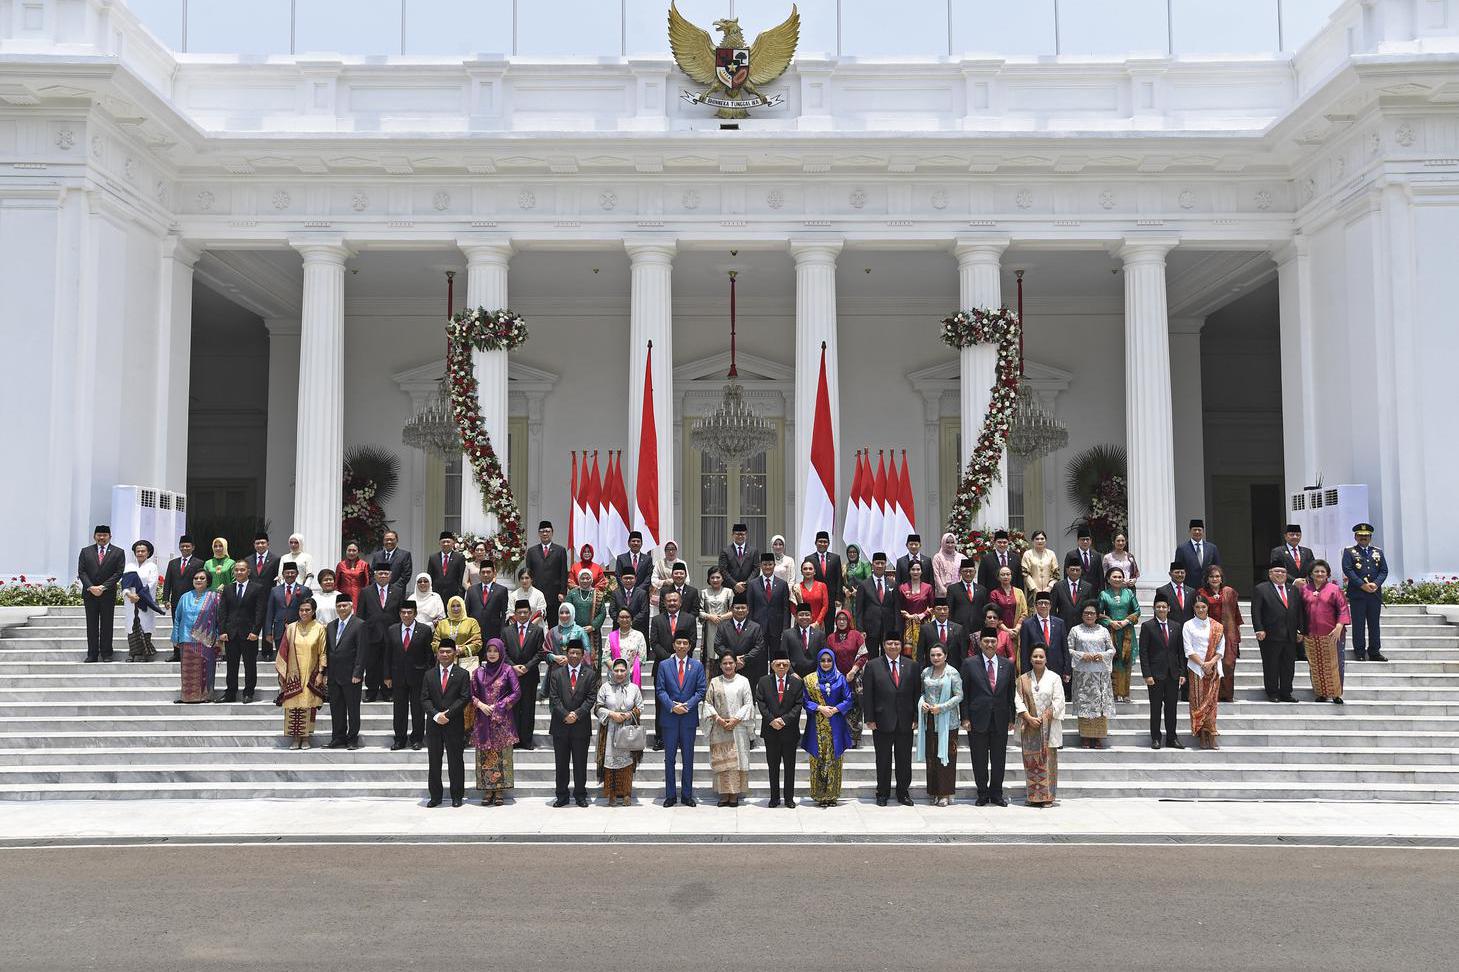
[
  {"xmin": 710, "ymin": 742, "xmax": 748, "ymax": 796},
  {"xmin": 284, "ymin": 706, "xmax": 317, "ymax": 738},
  {"xmin": 179, "ymin": 642, "xmax": 217, "ymax": 702},
  {"xmin": 923, "ymin": 713, "xmax": 958, "ymax": 797},
  {"xmin": 1306, "ymin": 629, "xmax": 1343, "ymax": 699},
  {"xmin": 1021, "ymin": 722, "xmax": 1057, "ymax": 805},
  {"xmin": 596, "ymin": 723, "xmax": 641, "ymax": 799},
  {"xmin": 1110, "ymin": 626, "xmax": 1135, "ymax": 698},
  {"xmin": 807, "ymin": 754, "xmax": 842, "ymax": 803},
  {"xmin": 846, "ymin": 670, "xmax": 865, "ymax": 745},
  {"xmin": 1189, "ymin": 670, "xmax": 1220, "ymax": 744},
  {"xmin": 475, "ymin": 747, "xmax": 515, "ymax": 794}
]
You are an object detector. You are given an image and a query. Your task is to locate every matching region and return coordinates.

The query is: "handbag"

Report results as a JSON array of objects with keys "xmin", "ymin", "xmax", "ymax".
[{"xmin": 618, "ymin": 713, "xmax": 647, "ymax": 752}]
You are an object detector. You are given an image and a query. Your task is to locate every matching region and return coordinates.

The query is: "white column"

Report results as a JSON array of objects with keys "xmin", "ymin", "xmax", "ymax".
[
  {"xmin": 1274, "ymin": 236, "xmax": 1318, "ymax": 499},
  {"xmin": 457, "ymin": 237, "xmax": 513, "ymax": 538},
  {"xmin": 290, "ymin": 239, "xmax": 350, "ymax": 571},
  {"xmin": 1119, "ymin": 237, "xmax": 1180, "ymax": 595},
  {"xmin": 626, "ymin": 239, "xmax": 676, "ymax": 547},
  {"xmin": 263, "ymin": 317, "xmax": 301, "ymax": 539},
  {"xmin": 790, "ymin": 239, "xmax": 842, "ymax": 555},
  {"xmin": 155, "ymin": 237, "xmax": 200, "ymax": 494},
  {"xmin": 954, "ymin": 237, "xmax": 1010, "ymax": 529}
]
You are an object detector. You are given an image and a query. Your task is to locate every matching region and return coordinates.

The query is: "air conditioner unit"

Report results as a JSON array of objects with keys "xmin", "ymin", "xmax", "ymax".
[
  {"xmin": 1287, "ymin": 487, "xmax": 1325, "ymax": 558},
  {"xmin": 157, "ymin": 491, "xmax": 188, "ymax": 564},
  {"xmin": 110, "ymin": 485, "xmax": 162, "ymax": 559},
  {"xmin": 1320, "ymin": 484, "xmax": 1370, "ymax": 563}
]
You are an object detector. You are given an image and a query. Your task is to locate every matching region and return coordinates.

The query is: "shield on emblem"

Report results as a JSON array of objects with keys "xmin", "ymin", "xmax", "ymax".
[{"xmin": 715, "ymin": 47, "xmax": 750, "ymax": 89}]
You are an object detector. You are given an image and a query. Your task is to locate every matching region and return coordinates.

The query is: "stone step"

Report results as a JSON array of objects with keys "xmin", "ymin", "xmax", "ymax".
[{"xmin": 2, "ymin": 779, "xmax": 1454, "ymax": 802}]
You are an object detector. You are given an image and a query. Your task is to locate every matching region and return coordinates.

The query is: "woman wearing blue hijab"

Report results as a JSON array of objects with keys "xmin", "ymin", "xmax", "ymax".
[{"xmin": 801, "ymin": 647, "xmax": 854, "ymax": 807}]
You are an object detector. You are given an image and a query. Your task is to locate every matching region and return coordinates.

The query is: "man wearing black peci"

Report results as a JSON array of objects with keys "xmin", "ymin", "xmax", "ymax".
[
  {"xmin": 217, "ymin": 559, "xmax": 266, "ymax": 703},
  {"xmin": 78, "ymin": 525, "xmax": 125, "ymax": 663},
  {"xmin": 861, "ymin": 635, "xmax": 919, "ymax": 806},
  {"xmin": 1138, "ymin": 593, "xmax": 1187, "ymax": 750},
  {"xmin": 422, "ymin": 639, "xmax": 472, "ymax": 807},
  {"xmin": 503, "ymin": 599, "xmax": 546, "ymax": 749},
  {"xmin": 754, "ymin": 649, "xmax": 803, "ymax": 807},
  {"xmin": 961, "ymin": 627, "xmax": 1016, "ymax": 807}
]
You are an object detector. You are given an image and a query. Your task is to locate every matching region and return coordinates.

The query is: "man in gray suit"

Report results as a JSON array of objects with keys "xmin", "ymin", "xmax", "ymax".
[{"xmin": 325, "ymin": 594, "xmax": 368, "ymax": 749}]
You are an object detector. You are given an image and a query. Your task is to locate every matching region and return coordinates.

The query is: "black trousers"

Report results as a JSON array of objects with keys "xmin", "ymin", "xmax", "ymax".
[
  {"xmin": 426, "ymin": 720, "xmax": 465, "ymax": 801},
  {"xmin": 1147, "ymin": 675, "xmax": 1180, "ymax": 740},
  {"xmin": 763, "ymin": 728, "xmax": 798, "ymax": 800},
  {"xmin": 329, "ymin": 678, "xmax": 362, "ymax": 743},
  {"xmin": 553, "ymin": 731, "xmax": 591, "ymax": 800},
  {"xmin": 393, "ymin": 676, "xmax": 424, "ymax": 744},
  {"xmin": 83, "ymin": 591, "xmax": 115, "ymax": 659},
  {"xmin": 364, "ymin": 638, "xmax": 388, "ymax": 696},
  {"xmin": 871, "ymin": 728, "xmax": 913, "ymax": 799},
  {"xmin": 968, "ymin": 725, "xmax": 1009, "ymax": 799},
  {"xmin": 1259, "ymin": 639, "xmax": 1297, "ymax": 697},
  {"xmin": 225, "ymin": 639, "xmax": 258, "ymax": 695},
  {"xmin": 514, "ymin": 672, "xmax": 539, "ymax": 745}
]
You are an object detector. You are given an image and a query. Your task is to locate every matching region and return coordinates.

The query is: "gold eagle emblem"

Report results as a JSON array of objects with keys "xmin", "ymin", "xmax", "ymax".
[{"xmin": 669, "ymin": 2, "xmax": 800, "ymax": 119}]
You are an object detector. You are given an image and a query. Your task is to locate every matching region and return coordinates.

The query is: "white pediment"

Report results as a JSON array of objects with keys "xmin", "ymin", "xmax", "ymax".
[{"xmin": 674, "ymin": 350, "xmax": 795, "ymax": 384}]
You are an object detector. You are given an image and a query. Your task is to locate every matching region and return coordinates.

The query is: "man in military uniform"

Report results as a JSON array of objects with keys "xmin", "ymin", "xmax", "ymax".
[{"xmin": 1341, "ymin": 522, "xmax": 1388, "ymax": 662}]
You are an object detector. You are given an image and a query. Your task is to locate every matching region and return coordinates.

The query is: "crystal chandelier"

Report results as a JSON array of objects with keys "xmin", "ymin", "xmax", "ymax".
[
  {"xmin": 402, "ymin": 270, "xmax": 465, "ymax": 458},
  {"xmin": 691, "ymin": 270, "xmax": 777, "ymax": 466},
  {"xmin": 1006, "ymin": 269, "xmax": 1069, "ymax": 461}
]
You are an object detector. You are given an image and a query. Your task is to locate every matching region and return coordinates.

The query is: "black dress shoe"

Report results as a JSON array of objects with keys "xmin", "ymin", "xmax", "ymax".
[
  {"xmin": 1369, "ymin": 653, "xmax": 1388, "ymax": 662},
  {"xmin": 662, "ymin": 797, "xmax": 677, "ymax": 808},
  {"xmin": 1165, "ymin": 737, "xmax": 1186, "ymax": 750},
  {"xmin": 166, "ymin": 651, "xmax": 180, "ymax": 663},
  {"xmin": 768, "ymin": 798, "xmax": 781, "ymax": 808},
  {"xmin": 682, "ymin": 796, "xmax": 698, "ymax": 808},
  {"xmin": 896, "ymin": 794, "xmax": 914, "ymax": 807},
  {"xmin": 390, "ymin": 742, "xmax": 405, "ymax": 751},
  {"xmin": 219, "ymin": 694, "xmax": 237, "ymax": 704},
  {"xmin": 785, "ymin": 798, "xmax": 797, "ymax": 808},
  {"xmin": 347, "ymin": 741, "xmax": 360, "ymax": 750},
  {"xmin": 364, "ymin": 692, "xmax": 378, "ymax": 703},
  {"xmin": 1267, "ymin": 695, "xmax": 1280, "ymax": 703},
  {"xmin": 1352, "ymin": 652, "xmax": 1365, "ymax": 662},
  {"xmin": 100, "ymin": 655, "xmax": 114, "ymax": 662},
  {"xmin": 411, "ymin": 742, "xmax": 422, "ymax": 751},
  {"xmin": 553, "ymin": 797, "xmax": 570, "ymax": 808},
  {"xmin": 1151, "ymin": 738, "xmax": 1162, "ymax": 750},
  {"xmin": 575, "ymin": 797, "xmax": 589, "ymax": 808},
  {"xmin": 652, "ymin": 740, "xmax": 664, "ymax": 751},
  {"xmin": 1332, "ymin": 697, "xmax": 1344, "ymax": 705},
  {"xmin": 83, "ymin": 657, "xmax": 99, "ymax": 663},
  {"xmin": 992, "ymin": 795, "xmax": 1009, "ymax": 807},
  {"xmin": 875, "ymin": 796, "xmax": 888, "ymax": 807},
  {"xmin": 452, "ymin": 798, "xmax": 464, "ymax": 808},
  {"xmin": 324, "ymin": 739, "xmax": 345, "ymax": 749},
  {"xmin": 1279, "ymin": 695, "xmax": 1299, "ymax": 703},
  {"xmin": 426, "ymin": 798, "xmax": 441, "ymax": 808},
  {"xmin": 241, "ymin": 693, "xmax": 254, "ymax": 704},
  {"xmin": 975, "ymin": 796, "xmax": 990, "ymax": 807}
]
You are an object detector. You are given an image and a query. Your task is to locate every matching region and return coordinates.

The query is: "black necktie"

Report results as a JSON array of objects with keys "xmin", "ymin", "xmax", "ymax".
[{"xmin": 235, "ymin": 583, "xmax": 243, "ymax": 598}]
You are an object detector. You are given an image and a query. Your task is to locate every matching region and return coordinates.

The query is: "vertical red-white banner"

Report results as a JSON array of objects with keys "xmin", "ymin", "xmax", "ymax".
[
  {"xmin": 798, "ymin": 343, "xmax": 837, "ymax": 557},
  {"xmin": 603, "ymin": 451, "xmax": 631, "ymax": 560},
  {"xmin": 843, "ymin": 449, "xmax": 864, "ymax": 551},
  {"xmin": 632, "ymin": 344, "xmax": 661, "ymax": 551},
  {"xmin": 568, "ymin": 451, "xmax": 579, "ymax": 553},
  {"xmin": 896, "ymin": 449, "xmax": 916, "ymax": 546}
]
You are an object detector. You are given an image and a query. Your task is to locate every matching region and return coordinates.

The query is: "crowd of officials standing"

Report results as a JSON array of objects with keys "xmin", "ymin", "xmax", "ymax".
[{"xmin": 74, "ymin": 513, "xmax": 1390, "ymax": 809}]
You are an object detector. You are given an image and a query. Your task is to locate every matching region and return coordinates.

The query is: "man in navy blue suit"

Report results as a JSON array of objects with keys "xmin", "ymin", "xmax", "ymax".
[
  {"xmin": 1018, "ymin": 591, "xmax": 1069, "ymax": 692},
  {"xmin": 263, "ymin": 561, "xmax": 310, "ymax": 662},
  {"xmin": 1173, "ymin": 519, "xmax": 1220, "ymax": 589},
  {"xmin": 656, "ymin": 633, "xmax": 707, "ymax": 807}
]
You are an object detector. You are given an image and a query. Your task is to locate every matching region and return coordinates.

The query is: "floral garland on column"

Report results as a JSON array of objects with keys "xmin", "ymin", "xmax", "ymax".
[
  {"xmin": 445, "ymin": 307, "xmax": 528, "ymax": 566},
  {"xmin": 940, "ymin": 307, "xmax": 1023, "ymax": 541}
]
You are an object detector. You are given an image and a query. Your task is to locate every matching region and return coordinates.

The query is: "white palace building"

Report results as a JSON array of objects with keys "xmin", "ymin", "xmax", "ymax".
[{"xmin": 3, "ymin": 0, "xmax": 1458, "ymax": 591}]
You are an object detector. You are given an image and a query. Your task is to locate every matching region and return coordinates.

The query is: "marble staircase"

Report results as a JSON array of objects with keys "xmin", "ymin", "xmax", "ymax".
[{"xmin": 1, "ymin": 605, "xmax": 1456, "ymax": 803}]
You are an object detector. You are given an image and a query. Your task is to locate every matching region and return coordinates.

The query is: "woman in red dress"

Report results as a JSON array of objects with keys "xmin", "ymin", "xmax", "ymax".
[
  {"xmin": 1197, "ymin": 564, "xmax": 1243, "ymax": 703},
  {"xmin": 796, "ymin": 560, "xmax": 830, "ymax": 628},
  {"xmin": 825, "ymin": 608, "xmax": 869, "ymax": 745},
  {"xmin": 899, "ymin": 560, "xmax": 935, "ymax": 650},
  {"xmin": 334, "ymin": 541, "xmax": 370, "ymax": 606}
]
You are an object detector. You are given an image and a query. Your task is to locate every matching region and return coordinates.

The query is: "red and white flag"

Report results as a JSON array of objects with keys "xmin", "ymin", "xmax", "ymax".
[
  {"xmin": 602, "ymin": 451, "xmax": 631, "ymax": 560},
  {"xmin": 896, "ymin": 449, "xmax": 916, "ymax": 549},
  {"xmin": 870, "ymin": 450, "xmax": 889, "ymax": 558},
  {"xmin": 632, "ymin": 344, "xmax": 661, "ymax": 551},
  {"xmin": 798, "ymin": 343, "xmax": 837, "ymax": 557},
  {"xmin": 843, "ymin": 449, "xmax": 865, "ymax": 551},
  {"xmin": 568, "ymin": 451, "xmax": 580, "ymax": 553},
  {"xmin": 885, "ymin": 449, "xmax": 904, "ymax": 556},
  {"xmin": 584, "ymin": 451, "xmax": 604, "ymax": 562},
  {"xmin": 856, "ymin": 451, "xmax": 874, "ymax": 554}
]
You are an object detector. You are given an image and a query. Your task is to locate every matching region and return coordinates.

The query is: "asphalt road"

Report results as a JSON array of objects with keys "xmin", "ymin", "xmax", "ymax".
[{"xmin": 0, "ymin": 844, "xmax": 1447, "ymax": 970}]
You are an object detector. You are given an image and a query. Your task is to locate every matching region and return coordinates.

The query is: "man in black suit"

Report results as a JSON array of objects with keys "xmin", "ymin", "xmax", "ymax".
[
  {"xmin": 387, "ymin": 600, "xmax": 435, "ymax": 750},
  {"xmin": 1156, "ymin": 563, "xmax": 1198, "ymax": 629},
  {"xmin": 977, "ymin": 530, "xmax": 1023, "ymax": 593},
  {"xmin": 262, "ymin": 561, "xmax": 309, "ymax": 663},
  {"xmin": 503, "ymin": 599, "xmax": 546, "ymax": 748},
  {"xmin": 714, "ymin": 592, "xmax": 765, "ymax": 685},
  {"xmin": 1271, "ymin": 524, "xmax": 1316, "ymax": 585},
  {"xmin": 368, "ymin": 529, "xmax": 413, "ymax": 589},
  {"xmin": 1138, "ymin": 594, "xmax": 1187, "ymax": 749},
  {"xmin": 717, "ymin": 523, "xmax": 759, "ymax": 596},
  {"xmin": 895, "ymin": 534, "xmax": 934, "ymax": 588},
  {"xmin": 916, "ymin": 597, "xmax": 967, "ymax": 670},
  {"xmin": 648, "ymin": 590, "xmax": 696, "ymax": 749},
  {"xmin": 754, "ymin": 649, "xmax": 804, "ymax": 807},
  {"xmin": 1065, "ymin": 526, "xmax": 1103, "ymax": 597},
  {"xmin": 160, "ymin": 534, "xmax": 199, "ymax": 662},
  {"xmin": 945, "ymin": 558, "xmax": 986, "ymax": 636},
  {"xmin": 427, "ymin": 531, "xmax": 467, "ymax": 603},
  {"xmin": 358, "ymin": 564, "xmax": 402, "ymax": 702},
  {"xmin": 862, "ymin": 636, "xmax": 919, "ymax": 806},
  {"xmin": 856, "ymin": 552, "xmax": 901, "ymax": 657},
  {"xmin": 1173, "ymin": 519, "xmax": 1221, "ymax": 588},
  {"xmin": 610, "ymin": 566, "xmax": 650, "ymax": 641},
  {"xmin": 244, "ymin": 532, "xmax": 280, "ymax": 587},
  {"xmin": 547, "ymin": 639, "xmax": 599, "ymax": 807},
  {"xmin": 78, "ymin": 525, "xmax": 126, "ymax": 662},
  {"xmin": 465, "ymin": 561, "xmax": 510, "ymax": 643},
  {"xmin": 614, "ymin": 530, "xmax": 654, "ymax": 593},
  {"xmin": 746, "ymin": 553, "xmax": 791, "ymax": 655},
  {"xmin": 324, "ymin": 594, "xmax": 367, "ymax": 748},
  {"xmin": 1051, "ymin": 555, "xmax": 1094, "ymax": 638},
  {"xmin": 218, "ymin": 560, "xmax": 267, "ymax": 702},
  {"xmin": 666, "ymin": 561, "xmax": 700, "ymax": 617},
  {"xmin": 525, "ymin": 520, "xmax": 569, "ymax": 615},
  {"xmin": 1251, "ymin": 561, "xmax": 1306, "ymax": 703},
  {"xmin": 781, "ymin": 604, "xmax": 826, "ymax": 677},
  {"xmin": 422, "ymin": 639, "xmax": 472, "ymax": 807},
  {"xmin": 961, "ymin": 627, "xmax": 1016, "ymax": 806},
  {"xmin": 803, "ymin": 530, "xmax": 844, "ymax": 627},
  {"xmin": 1018, "ymin": 592, "xmax": 1069, "ymax": 691}
]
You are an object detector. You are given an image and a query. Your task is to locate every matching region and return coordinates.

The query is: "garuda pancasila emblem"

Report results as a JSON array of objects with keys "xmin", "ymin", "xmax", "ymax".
[{"xmin": 669, "ymin": 2, "xmax": 800, "ymax": 119}]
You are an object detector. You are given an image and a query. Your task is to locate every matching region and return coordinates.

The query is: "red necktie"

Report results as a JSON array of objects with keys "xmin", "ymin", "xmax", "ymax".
[
  {"xmin": 820, "ymin": 554, "xmax": 827, "ymax": 573},
  {"xmin": 402, "ymin": 626, "xmax": 410, "ymax": 649},
  {"xmin": 285, "ymin": 584, "xmax": 294, "ymax": 605},
  {"xmin": 803, "ymin": 628, "xmax": 810, "ymax": 654},
  {"xmin": 257, "ymin": 554, "xmax": 264, "ymax": 572},
  {"xmin": 1278, "ymin": 585, "xmax": 1288, "ymax": 608},
  {"xmin": 441, "ymin": 668, "xmax": 449, "ymax": 693},
  {"xmin": 632, "ymin": 554, "xmax": 639, "ymax": 571},
  {"xmin": 98, "ymin": 547, "xmax": 105, "ymax": 564},
  {"xmin": 777, "ymin": 677, "xmax": 785, "ymax": 703},
  {"xmin": 1160, "ymin": 621, "xmax": 1168, "ymax": 643},
  {"xmin": 765, "ymin": 577, "xmax": 772, "ymax": 597},
  {"xmin": 518, "ymin": 624, "xmax": 526, "ymax": 642},
  {"xmin": 1176, "ymin": 587, "xmax": 1184, "ymax": 610},
  {"xmin": 669, "ymin": 614, "xmax": 678, "ymax": 635},
  {"xmin": 1042, "ymin": 619, "xmax": 1050, "ymax": 645},
  {"xmin": 570, "ymin": 668, "xmax": 578, "ymax": 691},
  {"xmin": 442, "ymin": 553, "xmax": 448, "ymax": 571},
  {"xmin": 939, "ymin": 624, "xmax": 947, "ymax": 644},
  {"xmin": 877, "ymin": 578, "xmax": 884, "ymax": 601},
  {"xmin": 1292, "ymin": 547, "xmax": 1302, "ymax": 570},
  {"xmin": 891, "ymin": 660, "xmax": 900, "ymax": 687},
  {"xmin": 677, "ymin": 659, "xmax": 685, "ymax": 687},
  {"xmin": 987, "ymin": 658, "xmax": 996, "ymax": 690}
]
